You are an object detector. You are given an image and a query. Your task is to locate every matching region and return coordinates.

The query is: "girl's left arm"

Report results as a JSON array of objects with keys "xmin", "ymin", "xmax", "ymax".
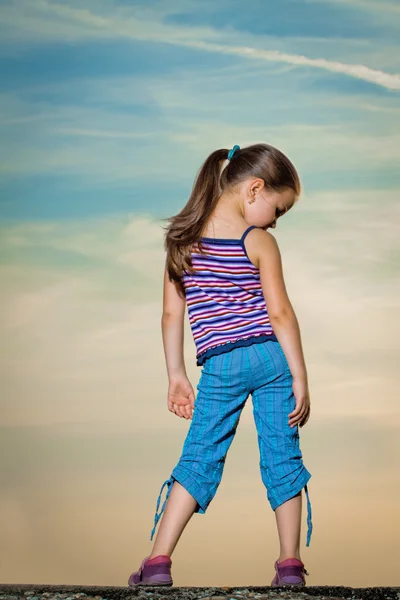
[
  {"xmin": 161, "ymin": 264, "xmax": 187, "ymax": 380},
  {"xmin": 162, "ymin": 264, "xmax": 196, "ymax": 419}
]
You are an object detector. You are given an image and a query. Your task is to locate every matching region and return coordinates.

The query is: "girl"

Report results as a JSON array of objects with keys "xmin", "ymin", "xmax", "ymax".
[{"xmin": 129, "ymin": 143, "xmax": 313, "ymax": 588}]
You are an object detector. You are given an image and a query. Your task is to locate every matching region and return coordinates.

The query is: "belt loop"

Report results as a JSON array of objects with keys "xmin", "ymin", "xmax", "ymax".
[
  {"xmin": 304, "ymin": 484, "xmax": 313, "ymax": 547},
  {"xmin": 150, "ymin": 476, "xmax": 174, "ymax": 541}
]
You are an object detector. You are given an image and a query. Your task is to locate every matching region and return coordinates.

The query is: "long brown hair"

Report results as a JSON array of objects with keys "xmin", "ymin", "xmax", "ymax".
[{"xmin": 162, "ymin": 143, "xmax": 301, "ymax": 297}]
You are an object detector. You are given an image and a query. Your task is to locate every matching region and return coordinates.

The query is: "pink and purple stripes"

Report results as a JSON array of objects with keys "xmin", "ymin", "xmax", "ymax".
[{"xmin": 183, "ymin": 229, "xmax": 277, "ymax": 366}]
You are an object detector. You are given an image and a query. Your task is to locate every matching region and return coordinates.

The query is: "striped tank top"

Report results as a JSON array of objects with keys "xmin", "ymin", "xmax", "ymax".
[{"xmin": 183, "ymin": 225, "xmax": 278, "ymax": 366}]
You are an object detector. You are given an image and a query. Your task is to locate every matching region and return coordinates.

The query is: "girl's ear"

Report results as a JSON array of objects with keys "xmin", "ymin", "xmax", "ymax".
[{"xmin": 249, "ymin": 178, "xmax": 265, "ymax": 196}]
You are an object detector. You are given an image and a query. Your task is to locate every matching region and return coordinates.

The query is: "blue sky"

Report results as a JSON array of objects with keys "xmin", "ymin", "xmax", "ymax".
[
  {"xmin": 1, "ymin": 0, "xmax": 399, "ymax": 587},
  {"xmin": 0, "ymin": 0, "xmax": 399, "ymax": 220}
]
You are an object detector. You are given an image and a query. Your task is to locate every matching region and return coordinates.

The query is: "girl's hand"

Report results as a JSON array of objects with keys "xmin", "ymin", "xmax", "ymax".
[
  {"xmin": 167, "ymin": 375, "xmax": 195, "ymax": 420},
  {"xmin": 289, "ymin": 378, "xmax": 311, "ymax": 428}
]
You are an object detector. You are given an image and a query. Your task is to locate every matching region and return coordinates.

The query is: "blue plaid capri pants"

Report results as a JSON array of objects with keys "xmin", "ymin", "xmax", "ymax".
[{"xmin": 150, "ymin": 340, "xmax": 313, "ymax": 547}]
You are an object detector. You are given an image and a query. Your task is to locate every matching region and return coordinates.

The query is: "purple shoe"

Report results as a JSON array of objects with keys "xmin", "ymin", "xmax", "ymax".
[
  {"xmin": 271, "ymin": 557, "xmax": 309, "ymax": 587},
  {"xmin": 128, "ymin": 554, "xmax": 173, "ymax": 587}
]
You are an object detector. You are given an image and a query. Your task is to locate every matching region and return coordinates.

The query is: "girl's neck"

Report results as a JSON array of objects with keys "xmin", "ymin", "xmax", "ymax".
[{"xmin": 201, "ymin": 197, "xmax": 247, "ymax": 239}]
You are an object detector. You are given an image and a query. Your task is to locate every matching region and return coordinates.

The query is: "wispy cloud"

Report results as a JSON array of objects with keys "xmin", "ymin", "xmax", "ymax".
[
  {"xmin": 309, "ymin": 0, "xmax": 400, "ymax": 14},
  {"xmin": 1, "ymin": 66, "xmax": 399, "ymax": 185},
  {"xmin": 185, "ymin": 41, "xmax": 400, "ymax": 90},
  {"xmin": 52, "ymin": 127, "xmax": 159, "ymax": 139},
  {"xmin": 1, "ymin": 0, "xmax": 399, "ymax": 90},
  {"xmin": 2, "ymin": 117, "xmax": 399, "ymax": 181}
]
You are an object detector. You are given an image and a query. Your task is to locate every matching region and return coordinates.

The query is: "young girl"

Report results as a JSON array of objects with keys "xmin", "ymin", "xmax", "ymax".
[{"xmin": 129, "ymin": 143, "xmax": 313, "ymax": 588}]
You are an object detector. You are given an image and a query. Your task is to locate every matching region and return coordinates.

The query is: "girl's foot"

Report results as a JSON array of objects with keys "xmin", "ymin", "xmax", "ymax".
[
  {"xmin": 271, "ymin": 557, "xmax": 310, "ymax": 587},
  {"xmin": 128, "ymin": 555, "xmax": 173, "ymax": 587}
]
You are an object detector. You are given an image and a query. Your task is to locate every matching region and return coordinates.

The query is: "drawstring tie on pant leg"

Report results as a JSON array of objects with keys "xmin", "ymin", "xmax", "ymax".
[
  {"xmin": 150, "ymin": 476, "xmax": 174, "ymax": 542},
  {"xmin": 304, "ymin": 484, "xmax": 313, "ymax": 547}
]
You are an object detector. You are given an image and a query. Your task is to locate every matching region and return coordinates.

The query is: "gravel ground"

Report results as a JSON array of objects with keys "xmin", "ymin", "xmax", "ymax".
[{"xmin": 1, "ymin": 585, "xmax": 400, "ymax": 600}]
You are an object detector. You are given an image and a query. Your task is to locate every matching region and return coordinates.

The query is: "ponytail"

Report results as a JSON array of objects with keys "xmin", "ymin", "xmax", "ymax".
[{"xmin": 162, "ymin": 148, "xmax": 229, "ymax": 296}]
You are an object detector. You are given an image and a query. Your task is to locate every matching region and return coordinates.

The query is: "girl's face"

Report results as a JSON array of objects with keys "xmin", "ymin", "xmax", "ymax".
[{"xmin": 245, "ymin": 181, "xmax": 297, "ymax": 230}]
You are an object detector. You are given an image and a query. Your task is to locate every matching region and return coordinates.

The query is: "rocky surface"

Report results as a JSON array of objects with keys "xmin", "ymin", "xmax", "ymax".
[{"xmin": 1, "ymin": 584, "xmax": 400, "ymax": 600}]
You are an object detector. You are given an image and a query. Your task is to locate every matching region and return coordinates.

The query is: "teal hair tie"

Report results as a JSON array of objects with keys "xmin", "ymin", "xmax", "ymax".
[{"xmin": 228, "ymin": 145, "xmax": 240, "ymax": 160}]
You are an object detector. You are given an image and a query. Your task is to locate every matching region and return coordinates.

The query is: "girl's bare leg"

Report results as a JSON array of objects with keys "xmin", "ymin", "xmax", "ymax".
[
  {"xmin": 274, "ymin": 490, "xmax": 302, "ymax": 562},
  {"xmin": 148, "ymin": 481, "xmax": 198, "ymax": 559}
]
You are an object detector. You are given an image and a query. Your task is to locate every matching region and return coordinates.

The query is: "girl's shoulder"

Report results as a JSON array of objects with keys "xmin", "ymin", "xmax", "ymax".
[{"xmin": 244, "ymin": 227, "xmax": 280, "ymax": 269}]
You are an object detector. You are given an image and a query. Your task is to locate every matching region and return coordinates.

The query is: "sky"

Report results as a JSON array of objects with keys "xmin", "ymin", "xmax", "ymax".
[{"xmin": 0, "ymin": 0, "xmax": 399, "ymax": 589}]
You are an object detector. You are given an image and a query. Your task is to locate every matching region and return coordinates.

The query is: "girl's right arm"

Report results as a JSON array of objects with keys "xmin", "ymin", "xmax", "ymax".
[
  {"xmin": 248, "ymin": 228, "xmax": 308, "ymax": 384},
  {"xmin": 250, "ymin": 229, "xmax": 310, "ymax": 428}
]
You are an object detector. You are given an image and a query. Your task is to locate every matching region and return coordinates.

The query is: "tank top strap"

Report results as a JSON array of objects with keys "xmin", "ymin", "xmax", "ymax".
[
  {"xmin": 240, "ymin": 225, "xmax": 258, "ymax": 243},
  {"xmin": 240, "ymin": 225, "xmax": 259, "ymax": 263}
]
